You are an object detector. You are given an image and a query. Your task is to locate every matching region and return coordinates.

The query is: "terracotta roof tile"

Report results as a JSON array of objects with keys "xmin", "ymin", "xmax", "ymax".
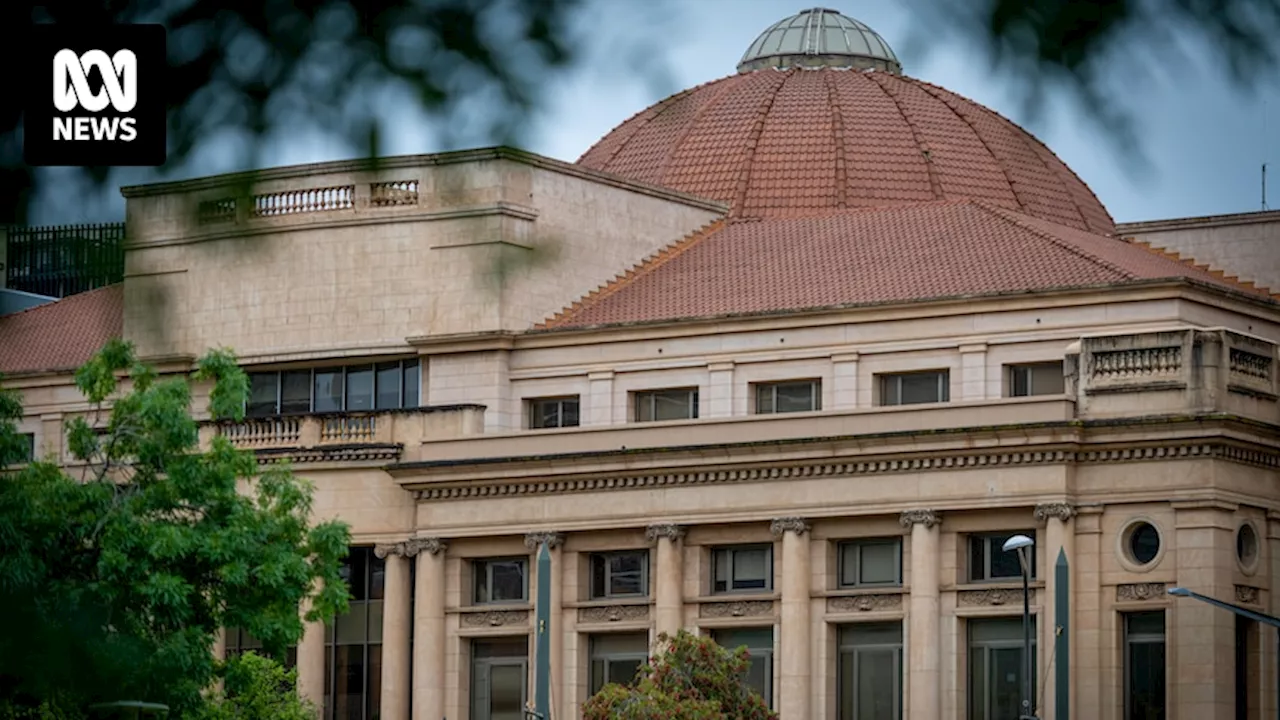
[
  {"xmin": 578, "ymin": 68, "xmax": 1115, "ymax": 235},
  {"xmin": 0, "ymin": 284, "xmax": 122, "ymax": 376},
  {"xmin": 539, "ymin": 201, "xmax": 1268, "ymax": 330}
]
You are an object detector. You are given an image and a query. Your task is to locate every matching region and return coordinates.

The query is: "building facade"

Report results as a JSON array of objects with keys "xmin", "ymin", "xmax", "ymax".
[{"xmin": 4, "ymin": 8, "xmax": 1280, "ymax": 720}]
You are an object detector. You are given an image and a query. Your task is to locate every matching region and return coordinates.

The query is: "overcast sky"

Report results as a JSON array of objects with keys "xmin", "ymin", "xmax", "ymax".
[{"xmin": 33, "ymin": 0, "xmax": 1280, "ymax": 225}]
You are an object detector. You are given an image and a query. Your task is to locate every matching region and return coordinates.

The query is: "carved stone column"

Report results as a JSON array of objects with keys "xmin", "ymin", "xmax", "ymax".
[
  {"xmin": 646, "ymin": 524, "xmax": 687, "ymax": 638},
  {"xmin": 412, "ymin": 538, "xmax": 448, "ymax": 720},
  {"xmin": 771, "ymin": 517, "xmax": 811, "ymax": 720},
  {"xmin": 1035, "ymin": 502, "xmax": 1076, "ymax": 720},
  {"xmin": 901, "ymin": 509, "xmax": 941, "ymax": 720},
  {"xmin": 296, "ymin": 594, "xmax": 327, "ymax": 708},
  {"xmin": 376, "ymin": 540, "xmax": 424, "ymax": 720},
  {"xmin": 525, "ymin": 532, "xmax": 565, "ymax": 719}
]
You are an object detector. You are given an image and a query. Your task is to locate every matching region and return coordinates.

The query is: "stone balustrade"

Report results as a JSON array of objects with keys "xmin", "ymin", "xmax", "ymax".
[
  {"xmin": 202, "ymin": 404, "xmax": 485, "ymax": 464},
  {"xmin": 1069, "ymin": 327, "xmax": 1279, "ymax": 421}
]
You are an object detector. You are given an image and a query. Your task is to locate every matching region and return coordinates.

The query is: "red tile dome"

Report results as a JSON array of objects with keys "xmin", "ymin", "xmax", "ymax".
[{"xmin": 577, "ymin": 67, "xmax": 1115, "ymax": 235}]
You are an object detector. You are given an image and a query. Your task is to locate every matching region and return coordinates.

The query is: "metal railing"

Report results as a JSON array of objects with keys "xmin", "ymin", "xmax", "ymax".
[{"xmin": 4, "ymin": 222, "xmax": 126, "ymax": 298}]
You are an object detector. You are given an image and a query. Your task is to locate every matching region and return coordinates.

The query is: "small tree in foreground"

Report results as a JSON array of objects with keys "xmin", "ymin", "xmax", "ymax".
[
  {"xmin": 582, "ymin": 630, "xmax": 778, "ymax": 720},
  {"xmin": 0, "ymin": 339, "xmax": 350, "ymax": 717},
  {"xmin": 193, "ymin": 653, "xmax": 317, "ymax": 720}
]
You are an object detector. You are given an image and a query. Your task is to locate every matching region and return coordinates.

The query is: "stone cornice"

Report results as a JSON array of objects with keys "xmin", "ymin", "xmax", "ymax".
[{"xmin": 409, "ymin": 438, "xmax": 1280, "ymax": 503}]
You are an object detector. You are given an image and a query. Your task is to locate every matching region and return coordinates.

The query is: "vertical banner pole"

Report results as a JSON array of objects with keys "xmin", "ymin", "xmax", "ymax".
[
  {"xmin": 1056, "ymin": 548, "xmax": 1070, "ymax": 720},
  {"xmin": 534, "ymin": 542, "xmax": 552, "ymax": 720}
]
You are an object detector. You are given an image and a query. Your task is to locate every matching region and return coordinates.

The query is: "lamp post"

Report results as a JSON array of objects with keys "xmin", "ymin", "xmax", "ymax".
[
  {"xmin": 1003, "ymin": 534, "xmax": 1038, "ymax": 720},
  {"xmin": 1168, "ymin": 586, "xmax": 1280, "ymax": 720}
]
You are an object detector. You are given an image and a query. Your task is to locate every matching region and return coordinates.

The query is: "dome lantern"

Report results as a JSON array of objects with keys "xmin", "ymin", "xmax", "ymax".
[{"xmin": 737, "ymin": 7, "xmax": 902, "ymax": 74}]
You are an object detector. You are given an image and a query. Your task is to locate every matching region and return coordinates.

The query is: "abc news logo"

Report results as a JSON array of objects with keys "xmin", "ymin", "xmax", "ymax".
[{"xmin": 24, "ymin": 24, "xmax": 166, "ymax": 167}]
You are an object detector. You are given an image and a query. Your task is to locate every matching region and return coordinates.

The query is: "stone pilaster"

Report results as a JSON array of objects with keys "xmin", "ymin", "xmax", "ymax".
[
  {"xmin": 959, "ymin": 343, "xmax": 988, "ymax": 400},
  {"xmin": 1035, "ymin": 502, "xmax": 1077, "ymax": 720},
  {"xmin": 771, "ymin": 517, "xmax": 811, "ymax": 720},
  {"xmin": 1172, "ymin": 501, "xmax": 1237, "ymax": 720},
  {"xmin": 831, "ymin": 353, "xmax": 859, "ymax": 410},
  {"xmin": 707, "ymin": 361, "xmax": 735, "ymax": 417},
  {"xmin": 296, "ymin": 595, "xmax": 327, "ymax": 709},
  {"xmin": 586, "ymin": 371, "xmax": 614, "ymax": 426},
  {"xmin": 525, "ymin": 532, "xmax": 565, "ymax": 719},
  {"xmin": 377, "ymin": 540, "xmax": 437, "ymax": 720},
  {"xmin": 412, "ymin": 538, "xmax": 448, "ymax": 720},
  {"xmin": 901, "ymin": 509, "xmax": 941, "ymax": 720},
  {"xmin": 646, "ymin": 524, "xmax": 688, "ymax": 638}
]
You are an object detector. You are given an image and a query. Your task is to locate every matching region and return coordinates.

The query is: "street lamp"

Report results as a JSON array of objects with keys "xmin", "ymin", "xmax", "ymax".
[
  {"xmin": 1003, "ymin": 533, "xmax": 1038, "ymax": 720},
  {"xmin": 1168, "ymin": 586, "xmax": 1280, "ymax": 720}
]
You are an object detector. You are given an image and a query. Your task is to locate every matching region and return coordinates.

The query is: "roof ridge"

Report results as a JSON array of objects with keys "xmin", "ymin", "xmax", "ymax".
[
  {"xmin": 968, "ymin": 201, "xmax": 1139, "ymax": 280},
  {"xmin": 1123, "ymin": 237, "xmax": 1276, "ymax": 298},
  {"xmin": 535, "ymin": 218, "xmax": 727, "ymax": 329},
  {"xmin": 864, "ymin": 73, "xmax": 944, "ymax": 201}
]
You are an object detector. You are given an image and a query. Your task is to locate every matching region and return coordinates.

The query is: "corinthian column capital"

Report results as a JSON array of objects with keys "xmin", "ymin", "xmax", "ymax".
[
  {"xmin": 899, "ymin": 509, "xmax": 941, "ymax": 529},
  {"xmin": 524, "ymin": 531, "xmax": 565, "ymax": 550},
  {"xmin": 1034, "ymin": 502, "xmax": 1077, "ymax": 524},
  {"xmin": 770, "ymin": 517, "xmax": 811, "ymax": 537},
  {"xmin": 645, "ymin": 523, "xmax": 687, "ymax": 543}
]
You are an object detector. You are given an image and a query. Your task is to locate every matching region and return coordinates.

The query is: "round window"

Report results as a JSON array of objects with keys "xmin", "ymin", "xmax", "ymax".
[
  {"xmin": 1238, "ymin": 523, "xmax": 1259, "ymax": 569},
  {"xmin": 1127, "ymin": 522, "xmax": 1161, "ymax": 566}
]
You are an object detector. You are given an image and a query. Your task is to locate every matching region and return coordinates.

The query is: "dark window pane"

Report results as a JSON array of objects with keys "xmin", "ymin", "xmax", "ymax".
[
  {"xmin": 988, "ymin": 537, "xmax": 1022, "ymax": 579},
  {"xmin": 608, "ymin": 658, "xmax": 642, "ymax": 687},
  {"xmin": 375, "ymin": 362, "xmax": 402, "ymax": 410},
  {"xmin": 490, "ymin": 560, "xmax": 525, "ymax": 602},
  {"xmin": 489, "ymin": 663, "xmax": 525, "ymax": 719},
  {"xmin": 1126, "ymin": 611, "xmax": 1166, "ymax": 720},
  {"xmin": 18, "ymin": 433, "xmax": 35, "ymax": 462},
  {"xmin": 590, "ymin": 555, "xmax": 608, "ymax": 598},
  {"xmin": 609, "ymin": 553, "xmax": 645, "ymax": 596},
  {"xmin": 1012, "ymin": 367, "xmax": 1031, "ymax": 397},
  {"xmin": 899, "ymin": 372, "xmax": 945, "ymax": 405},
  {"xmin": 345, "ymin": 367, "xmax": 374, "ymax": 411},
  {"xmin": 402, "ymin": 360, "xmax": 420, "ymax": 407},
  {"xmin": 774, "ymin": 381, "xmax": 818, "ymax": 413},
  {"xmin": 756, "ymin": 384, "xmax": 774, "ymax": 414},
  {"xmin": 859, "ymin": 541, "xmax": 898, "ymax": 585},
  {"xmin": 280, "ymin": 370, "xmax": 312, "ymax": 414},
  {"xmin": 344, "ymin": 548, "xmax": 368, "ymax": 601},
  {"xmin": 365, "ymin": 645, "xmax": 382, "ymax": 720},
  {"xmin": 333, "ymin": 644, "xmax": 364, "ymax": 720},
  {"xmin": 1130, "ymin": 524, "xmax": 1160, "ymax": 565},
  {"xmin": 732, "ymin": 548, "xmax": 769, "ymax": 590},
  {"xmin": 247, "ymin": 373, "xmax": 278, "ymax": 417},
  {"xmin": 561, "ymin": 399, "xmax": 580, "ymax": 427},
  {"xmin": 369, "ymin": 553, "xmax": 385, "ymax": 600},
  {"xmin": 314, "ymin": 370, "xmax": 343, "ymax": 412}
]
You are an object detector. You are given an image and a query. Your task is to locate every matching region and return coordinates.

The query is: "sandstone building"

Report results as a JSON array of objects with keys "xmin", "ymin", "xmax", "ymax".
[{"xmin": 3, "ymin": 8, "xmax": 1280, "ymax": 720}]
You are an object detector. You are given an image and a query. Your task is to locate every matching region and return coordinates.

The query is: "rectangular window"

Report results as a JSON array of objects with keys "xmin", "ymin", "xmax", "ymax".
[
  {"xmin": 313, "ymin": 369, "xmax": 344, "ymax": 413},
  {"xmin": 712, "ymin": 628, "xmax": 773, "ymax": 707},
  {"xmin": 838, "ymin": 539, "xmax": 902, "ymax": 588},
  {"xmin": 755, "ymin": 380, "xmax": 821, "ymax": 414},
  {"xmin": 247, "ymin": 372, "xmax": 279, "ymax": 417},
  {"xmin": 1008, "ymin": 362, "xmax": 1065, "ymax": 397},
  {"xmin": 589, "ymin": 632, "xmax": 649, "ymax": 694},
  {"xmin": 969, "ymin": 532, "xmax": 1036, "ymax": 582},
  {"xmin": 402, "ymin": 360, "xmax": 420, "ymax": 408},
  {"xmin": 323, "ymin": 546, "xmax": 384, "ymax": 720},
  {"xmin": 473, "ymin": 558, "xmax": 528, "ymax": 604},
  {"xmin": 712, "ymin": 545, "xmax": 772, "ymax": 594},
  {"xmin": 17, "ymin": 433, "xmax": 35, "ymax": 463},
  {"xmin": 1125, "ymin": 611, "xmax": 1166, "ymax": 720},
  {"xmin": 590, "ymin": 551, "xmax": 648, "ymax": 599},
  {"xmin": 528, "ymin": 397, "xmax": 581, "ymax": 429},
  {"xmin": 471, "ymin": 637, "xmax": 528, "ymax": 720},
  {"xmin": 968, "ymin": 617, "xmax": 1036, "ymax": 720},
  {"xmin": 375, "ymin": 362, "xmax": 402, "ymax": 411},
  {"xmin": 838, "ymin": 622, "xmax": 903, "ymax": 720},
  {"xmin": 345, "ymin": 366, "xmax": 375, "ymax": 411},
  {"xmin": 280, "ymin": 370, "xmax": 312, "ymax": 414},
  {"xmin": 878, "ymin": 370, "xmax": 950, "ymax": 406},
  {"xmin": 634, "ymin": 388, "xmax": 699, "ymax": 422}
]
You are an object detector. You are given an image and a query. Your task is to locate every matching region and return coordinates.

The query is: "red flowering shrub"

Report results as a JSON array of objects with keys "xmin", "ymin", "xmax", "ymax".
[{"xmin": 581, "ymin": 630, "xmax": 779, "ymax": 720}]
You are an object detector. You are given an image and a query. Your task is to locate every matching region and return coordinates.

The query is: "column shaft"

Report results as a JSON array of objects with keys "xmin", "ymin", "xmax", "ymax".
[
  {"xmin": 648, "ymin": 525, "xmax": 686, "ymax": 639},
  {"xmin": 296, "ymin": 606, "xmax": 327, "ymax": 708},
  {"xmin": 773, "ymin": 518, "xmax": 811, "ymax": 720},
  {"xmin": 378, "ymin": 548, "xmax": 412, "ymax": 720},
  {"xmin": 413, "ymin": 540, "xmax": 447, "ymax": 720},
  {"xmin": 903, "ymin": 510, "xmax": 941, "ymax": 720}
]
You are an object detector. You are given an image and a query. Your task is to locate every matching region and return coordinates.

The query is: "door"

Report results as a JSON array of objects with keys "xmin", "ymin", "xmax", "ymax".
[{"xmin": 472, "ymin": 657, "xmax": 527, "ymax": 720}]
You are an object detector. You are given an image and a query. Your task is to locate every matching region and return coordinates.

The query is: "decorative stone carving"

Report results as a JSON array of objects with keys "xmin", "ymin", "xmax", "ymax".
[
  {"xmin": 827, "ymin": 594, "xmax": 902, "ymax": 613},
  {"xmin": 770, "ymin": 517, "xmax": 810, "ymax": 537},
  {"xmin": 577, "ymin": 604, "xmax": 651, "ymax": 624},
  {"xmin": 1034, "ymin": 503, "xmax": 1077, "ymax": 523},
  {"xmin": 699, "ymin": 600, "xmax": 774, "ymax": 618},
  {"xmin": 1116, "ymin": 582, "xmax": 1167, "ymax": 602},
  {"xmin": 524, "ymin": 532, "xmax": 565, "ymax": 550},
  {"xmin": 645, "ymin": 524, "xmax": 687, "ymax": 543},
  {"xmin": 461, "ymin": 610, "xmax": 530, "ymax": 627},
  {"xmin": 1236, "ymin": 585, "xmax": 1262, "ymax": 605},
  {"xmin": 900, "ymin": 509, "xmax": 940, "ymax": 529},
  {"xmin": 957, "ymin": 588, "xmax": 1033, "ymax": 607},
  {"xmin": 374, "ymin": 537, "xmax": 448, "ymax": 558}
]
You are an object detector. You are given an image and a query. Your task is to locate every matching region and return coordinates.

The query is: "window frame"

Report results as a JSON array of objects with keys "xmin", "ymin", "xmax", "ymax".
[
  {"xmin": 588, "ymin": 632, "xmax": 650, "ymax": 694},
  {"xmin": 1123, "ymin": 611, "xmax": 1167, "ymax": 720},
  {"xmin": 968, "ymin": 616, "xmax": 1038, "ymax": 720},
  {"xmin": 754, "ymin": 379, "xmax": 822, "ymax": 414},
  {"xmin": 877, "ymin": 370, "xmax": 950, "ymax": 406},
  {"xmin": 589, "ymin": 550, "xmax": 650, "ymax": 600},
  {"xmin": 633, "ymin": 387, "xmax": 699, "ymax": 423},
  {"xmin": 244, "ymin": 358, "xmax": 421, "ymax": 417},
  {"xmin": 471, "ymin": 638, "xmax": 529, "ymax": 720},
  {"xmin": 711, "ymin": 544, "xmax": 774, "ymax": 595},
  {"xmin": 472, "ymin": 557, "xmax": 529, "ymax": 605},
  {"xmin": 1006, "ymin": 361, "xmax": 1065, "ymax": 398},
  {"xmin": 838, "ymin": 538, "xmax": 903, "ymax": 589},
  {"xmin": 837, "ymin": 622, "xmax": 904, "ymax": 720},
  {"xmin": 968, "ymin": 532, "xmax": 1037, "ymax": 583},
  {"xmin": 15, "ymin": 432, "xmax": 35, "ymax": 463},
  {"xmin": 527, "ymin": 396, "xmax": 582, "ymax": 430}
]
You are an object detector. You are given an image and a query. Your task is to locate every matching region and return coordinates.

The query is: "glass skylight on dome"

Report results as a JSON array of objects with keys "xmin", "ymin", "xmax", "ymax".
[{"xmin": 737, "ymin": 7, "xmax": 901, "ymax": 74}]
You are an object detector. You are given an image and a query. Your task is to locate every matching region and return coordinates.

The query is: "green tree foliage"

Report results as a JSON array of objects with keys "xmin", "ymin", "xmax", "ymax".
[
  {"xmin": 582, "ymin": 630, "xmax": 778, "ymax": 720},
  {"xmin": 0, "ymin": 339, "xmax": 350, "ymax": 717},
  {"xmin": 192, "ymin": 652, "xmax": 317, "ymax": 720}
]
